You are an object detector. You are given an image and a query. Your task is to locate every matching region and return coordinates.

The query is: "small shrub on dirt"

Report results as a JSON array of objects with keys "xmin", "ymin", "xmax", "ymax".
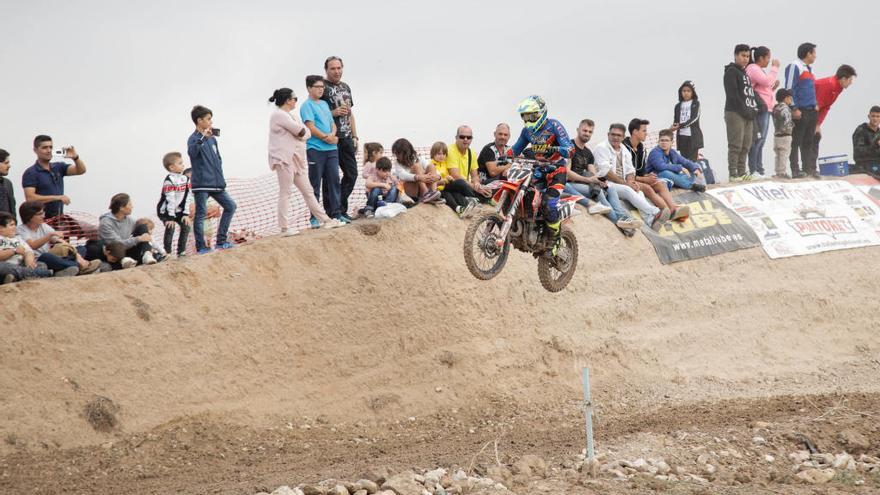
[
  {"xmin": 84, "ymin": 396, "xmax": 120, "ymax": 432},
  {"xmin": 438, "ymin": 351, "xmax": 460, "ymax": 368},
  {"xmin": 357, "ymin": 223, "xmax": 381, "ymax": 236}
]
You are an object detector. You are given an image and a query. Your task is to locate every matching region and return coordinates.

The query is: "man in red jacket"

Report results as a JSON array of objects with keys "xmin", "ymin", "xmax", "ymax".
[{"xmin": 812, "ymin": 64, "xmax": 857, "ymax": 171}]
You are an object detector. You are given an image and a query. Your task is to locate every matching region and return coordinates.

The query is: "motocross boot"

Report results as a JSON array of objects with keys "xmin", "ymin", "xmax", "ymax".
[{"xmin": 547, "ymin": 220, "xmax": 562, "ymax": 256}]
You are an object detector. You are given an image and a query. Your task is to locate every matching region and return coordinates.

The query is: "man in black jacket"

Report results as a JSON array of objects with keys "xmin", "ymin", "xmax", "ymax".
[
  {"xmin": 853, "ymin": 106, "xmax": 880, "ymax": 177},
  {"xmin": 723, "ymin": 44, "xmax": 759, "ymax": 182},
  {"xmin": 0, "ymin": 149, "xmax": 16, "ymax": 222}
]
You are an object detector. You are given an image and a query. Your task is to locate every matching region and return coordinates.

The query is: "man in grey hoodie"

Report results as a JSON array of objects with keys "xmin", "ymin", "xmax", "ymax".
[{"xmin": 723, "ymin": 44, "xmax": 759, "ymax": 182}]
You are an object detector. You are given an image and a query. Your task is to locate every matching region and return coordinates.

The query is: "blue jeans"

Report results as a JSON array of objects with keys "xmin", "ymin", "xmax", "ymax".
[
  {"xmin": 366, "ymin": 186, "xmax": 399, "ymax": 210},
  {"xmin": 748, "ymin": 111, "xmax": 770, "ymax": 174},
  {"xmin": 37, "ymin": 252, "xmax": 77, "ymax": 271},
  {"xmin": 307, "ymin": 148, "xmax": 342, "ymax": 218},
  {"xmin": 194, "ymin": 190, "xmax": 237, "ymax": 251},
  {"xmin": 658, "ymin": 170, "xmax": 694, "ymax": 190},
  {"xmin": 564, "ymin": 182, "xmax": 624, "ymax": 224}
]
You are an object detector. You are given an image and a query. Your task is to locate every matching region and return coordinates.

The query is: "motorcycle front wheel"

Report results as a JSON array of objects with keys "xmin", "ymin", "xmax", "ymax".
[
  {"xmin": 463, "ymin": 212, "xmax": 510, "ymax": 280},
  {"xmin": 537, "ymin": 226, "xmax": 578, "ymax": 292}
]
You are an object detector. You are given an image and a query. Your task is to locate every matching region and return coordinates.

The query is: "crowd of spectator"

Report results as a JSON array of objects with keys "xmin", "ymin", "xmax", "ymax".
[
  {"xmin": 724, "ymin": 42, "xmax": 860, "ymax": 181},
  {"xmin": 0, "ymin": 44, "xmax": 876, "ymax": 285}
]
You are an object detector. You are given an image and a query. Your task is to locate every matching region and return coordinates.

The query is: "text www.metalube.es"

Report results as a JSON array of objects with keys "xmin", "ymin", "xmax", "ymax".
[{"xmin": 671, "ymin": 233, "xmax": 746, "ymax": 251}]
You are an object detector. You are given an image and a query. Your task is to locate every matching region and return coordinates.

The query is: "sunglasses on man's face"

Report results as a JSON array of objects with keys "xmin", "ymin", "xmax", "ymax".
[{"xmin": 458, "ymin": 135, "xmax": 473, "ymax": 140}]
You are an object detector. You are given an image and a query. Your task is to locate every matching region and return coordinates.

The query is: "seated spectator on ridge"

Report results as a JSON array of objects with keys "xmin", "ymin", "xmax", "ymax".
[
  {"xmin": 98, "ymin": 193, "xmax": 157, "ymax": 266},
  {"xmin": 646, "ymin": 129, "xmax": 707, "ymax": 192},
  {"xmin": 852, "ymin": 105, "xmax": 880, "ymax": 177},
  {"xmin": 16, "ymin": 201, "xmax": 100, "ymax": 276},
  {"xmin": 390, "ymin": 138, "xmax": 442, "ymax": 204},
  {"xmin": 595, "ymin": 123, "xmax": 670, "ymax": 231},
  {"xmin": 0, "ymin": 149, "xmax": 16, "ymax": 221},
  {"xmin": 363, "ymin": 157, "xmax": 400, "ymax": 218},
  {"xmin": 448, "ymin": 126, "xmax": 492, "ymax": 201},
  {"xmin": 21, "ymin": 135, "xmax": 88, "ymax": 237},
  {"xmin": 476, "ymin": 123, "xmax": 515, "ymax": 184},
  {"xmin": 563, "ymin": 119, "xmax": 641, "ymax": 236},
  {"xmin": 623, "ymin": 119, "xmax": 690, "ymax": 221},
  {"xmin": 430, "ymin": 141, "xmax": 479, "ymax": 218},
  {"xmin": 0, "ymin": 211, "xmax": 52, "ymax": 283}
]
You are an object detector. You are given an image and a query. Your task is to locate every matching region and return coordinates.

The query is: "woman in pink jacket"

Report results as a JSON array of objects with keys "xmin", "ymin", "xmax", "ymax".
[
  {"xmin": 745, "ymin": 46, "xmax": 780, "ymax": 178},
  {"xmin": 268, "ymin": 88, "xmax": 345, "ymax": 235}
]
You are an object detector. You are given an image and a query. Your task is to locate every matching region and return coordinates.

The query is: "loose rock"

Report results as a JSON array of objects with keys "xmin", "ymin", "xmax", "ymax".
[
  {"xmin": 357, "ymin": 480, "xmax": 380, "ymax": 494},
  {"xmin": 381, "ymin": 472, "xmax": 427, "ymax": 495},
  {"xmin": 271, "ymin": 487, "xmax": 299, "ymax": 495},
  {"xmin": 796, "ymin": 468, "xmax": 835, "ymax": 484},
  {"xmin": 512, "ymin": 455, "xmax": 547, "ymax": 478}
]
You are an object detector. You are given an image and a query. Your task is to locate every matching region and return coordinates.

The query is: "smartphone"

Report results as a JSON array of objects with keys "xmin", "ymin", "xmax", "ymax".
[{"xmin": 211, "ymin": 128, "xmax": 220, "ymax": 137}]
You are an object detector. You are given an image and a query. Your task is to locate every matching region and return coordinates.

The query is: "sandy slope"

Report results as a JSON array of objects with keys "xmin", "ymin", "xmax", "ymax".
[{"xmin": 2, "ymin": 203, "xmax": 879, "ymax": 461}]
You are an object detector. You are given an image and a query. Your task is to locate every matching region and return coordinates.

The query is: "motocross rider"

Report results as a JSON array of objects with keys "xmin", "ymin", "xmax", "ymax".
[{"xmin": 511, "ymin": 95, "xmax": 572, "ymax": 254}]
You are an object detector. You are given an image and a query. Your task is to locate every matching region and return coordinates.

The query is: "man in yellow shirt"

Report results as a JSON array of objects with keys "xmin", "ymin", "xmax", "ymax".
[{"xmin": 447, "ymin": 126, "xmax": 492, "ymax": 200}]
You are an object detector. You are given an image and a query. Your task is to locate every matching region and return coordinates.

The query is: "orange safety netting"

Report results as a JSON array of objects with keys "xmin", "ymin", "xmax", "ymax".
[{"xmin": 50, "ymin": 134, "xmax": 667, "ymax": 254}]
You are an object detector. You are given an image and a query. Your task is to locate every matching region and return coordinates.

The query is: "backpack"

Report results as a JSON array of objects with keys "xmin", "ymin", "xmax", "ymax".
[{"xmin": 696, "ymin": 158, "xmax": 716, "ymax": 185}]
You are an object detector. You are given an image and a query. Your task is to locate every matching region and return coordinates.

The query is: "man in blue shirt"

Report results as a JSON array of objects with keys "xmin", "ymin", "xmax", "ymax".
[
  {"xmin": 783, "ymin": 42, "xmax": 818, "ymax": 178},
  {"xmin": 21, "ymin": 134, "xmax": 87, "ymax": 235},
  {"xmin": 301, "ymin": 74, "xmax": 344, "ymax": 223}
]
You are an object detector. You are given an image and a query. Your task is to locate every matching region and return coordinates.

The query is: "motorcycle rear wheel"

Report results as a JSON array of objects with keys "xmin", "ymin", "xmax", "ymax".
[
  {"xmin": 463, "ymin": 212, "xmax": 510, "ymax": 280},
  {"xmin": 537, "ymin": 226, "xmax": 578, "ymax": 292}
]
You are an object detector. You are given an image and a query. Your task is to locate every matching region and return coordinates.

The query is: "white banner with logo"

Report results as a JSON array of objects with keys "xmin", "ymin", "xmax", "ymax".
[{"xmin": 708, "ymin": 180, "xmax": 880, "ymax": 259}]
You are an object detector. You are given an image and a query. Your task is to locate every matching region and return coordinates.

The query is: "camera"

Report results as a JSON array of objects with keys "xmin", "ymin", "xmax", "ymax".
[
  {"xmin": 211, "ymin": 128, "xmax": 221, "ymax": 137},
  {"xmin": 52, "ymin": 147, "xmax": 69, "ymax": 161}
]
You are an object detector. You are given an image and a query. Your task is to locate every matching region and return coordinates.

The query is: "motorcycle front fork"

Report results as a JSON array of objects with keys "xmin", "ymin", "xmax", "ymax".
[{"xmin": 495, "ymin": 189, "xmax": 523, "ymax": 247}]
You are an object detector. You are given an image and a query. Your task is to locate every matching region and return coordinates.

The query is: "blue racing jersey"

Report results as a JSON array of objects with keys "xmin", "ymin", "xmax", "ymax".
[{"xmin": 511, "ymin": 118, "xmax": 573, "ymax": 164}]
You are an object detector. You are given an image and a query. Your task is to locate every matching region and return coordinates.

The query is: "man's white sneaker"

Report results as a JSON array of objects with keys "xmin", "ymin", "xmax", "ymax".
[
  {"xmin": 616, "ymin": 216, "xmax": 643, "ymax": 229},
  {"xmin": 322, "ymin": 219, "xmax": 346, "ymax": 229},
  {"xmin": 281, "ymin": 229, "xmax": 300, "ymax": 237},
  {"xmin": 142, "ymin": 252, "xmax": 157, "ymax": 265},
  {"xmin": 399, "ymin": 193, "xmax": 416, "ymax": 206},
  {"xmin": 587, "ymin": 202, "xmax": 613, "ymax": 215},
  {"xmin": 121, "ymin": 257, "xmax": 137, "ymax": 269}
]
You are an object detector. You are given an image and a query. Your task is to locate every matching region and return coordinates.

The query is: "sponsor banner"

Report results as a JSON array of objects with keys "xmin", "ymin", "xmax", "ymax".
[
  {"xmin": 843, "ymin": 175, "xmax": 880, "ymax": 231},
  {"xmin": 709, "ymin": 180, "xmax": 880, "ymax": 259},
  {"xmin": 640, "ymin": 191, "xmax": 760, "ymax": 264}
]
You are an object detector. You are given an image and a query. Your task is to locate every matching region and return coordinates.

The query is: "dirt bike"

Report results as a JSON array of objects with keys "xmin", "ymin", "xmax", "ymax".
[{"xmin": 463, "ymin": 158, "xmax": 580, "ymax": 292}]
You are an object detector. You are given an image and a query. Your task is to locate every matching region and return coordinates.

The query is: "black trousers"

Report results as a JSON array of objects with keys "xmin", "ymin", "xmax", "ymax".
[
  {"xmin": 440, "ymin": 179, "xmax": 478, "ymax": 211},
  {"xmin": 84, "ymin": 223, "xmax": 152, "ymax": 267},
  {"xmin": 676, "ymin": 135, "xmax": 699, "ymax": 161},
  {"xmin": 162, "ymin": 218, "xmax": 190, "ymax": 255},
  {"xmin": 790, "ymin": 108, "xmax": 818, "ymax": 175},
  {"xmin": 322, "ymin": 137, "xmax": 358, "ymax": 216}
]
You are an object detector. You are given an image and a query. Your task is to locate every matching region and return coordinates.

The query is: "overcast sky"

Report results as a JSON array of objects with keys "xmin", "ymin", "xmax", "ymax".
[{"xmin": 1, "ymin": 0, "xmax": 875, "ymax": 216}]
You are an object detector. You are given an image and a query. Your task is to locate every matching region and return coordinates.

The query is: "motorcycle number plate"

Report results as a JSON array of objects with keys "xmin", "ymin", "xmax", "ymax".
[{"xmin": 508, "ymin": 166, "xmax": 530, "ymax": 181}]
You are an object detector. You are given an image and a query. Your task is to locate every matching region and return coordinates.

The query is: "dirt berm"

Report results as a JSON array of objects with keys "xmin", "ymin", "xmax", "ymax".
[{"xmin": 2, "ymin": 205, "xmax": 879, "ymax": 493}]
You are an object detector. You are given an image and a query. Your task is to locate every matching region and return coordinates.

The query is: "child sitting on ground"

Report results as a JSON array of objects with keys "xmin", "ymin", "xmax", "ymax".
[
  {"xmin": 135, "ymin": 218, "xmax": 167, "ymax": 262},
  {"xmin": 157, "ymin": 152, "xmax": 192, "ymax": 257},
  {"xmin": 100, "ymin": 240, "xmax": 137, "ymax": 271},
  {"xmin": 0, "ymin": 212, "xmax": 53, "ymax": 283},
  {"xmin": 430, "ymin": 141, "xmax": 479, "ymax": 218},
  {"xmin": 363, "ymin": 157, "xmax": 400, "ymax": 218}
]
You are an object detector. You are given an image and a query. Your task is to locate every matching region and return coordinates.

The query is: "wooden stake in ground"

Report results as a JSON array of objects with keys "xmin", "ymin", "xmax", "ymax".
[{"xmin": 582, "ymin": 368, "xmax": 595, "ymax": 460}]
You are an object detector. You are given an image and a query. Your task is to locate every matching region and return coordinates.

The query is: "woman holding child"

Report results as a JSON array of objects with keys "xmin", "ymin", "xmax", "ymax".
[{"xmin": 268, "ymin": 87, "xmax": 345, "ymax": 235}]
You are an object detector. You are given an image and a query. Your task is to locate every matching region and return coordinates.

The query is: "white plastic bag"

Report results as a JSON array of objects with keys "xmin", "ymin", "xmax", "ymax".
[{"xmin": 374, "ymin": 203, "xmax": 407, "ymax": 218}]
